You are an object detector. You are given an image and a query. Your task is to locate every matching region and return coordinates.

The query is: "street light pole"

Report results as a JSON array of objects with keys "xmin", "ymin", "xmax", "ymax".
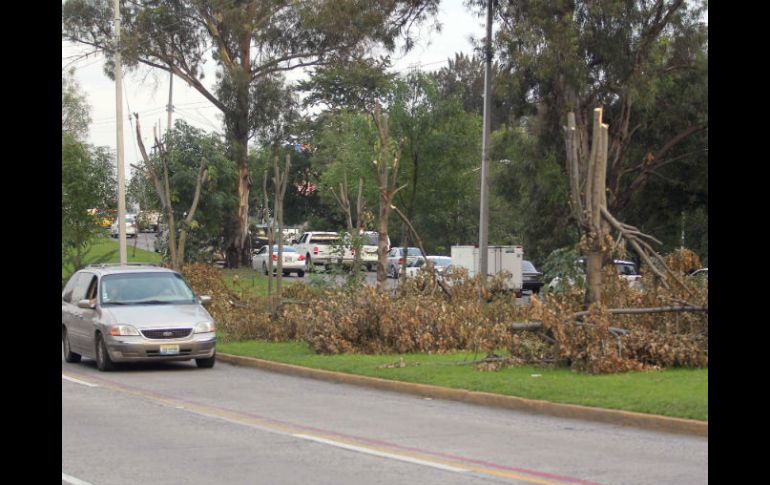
[
  {"xmin": 479, "ymin": 0, "xmax": 494, "ymax": 282},
  {"xmin": 114, "ymin": 0, "xmax": 127, "ymax": 265}
]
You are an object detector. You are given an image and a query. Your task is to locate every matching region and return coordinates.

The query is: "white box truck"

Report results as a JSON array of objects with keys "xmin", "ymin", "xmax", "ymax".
[{"xmin": 450, "ymin": 245, "xmax": 524, "ymax": 295}]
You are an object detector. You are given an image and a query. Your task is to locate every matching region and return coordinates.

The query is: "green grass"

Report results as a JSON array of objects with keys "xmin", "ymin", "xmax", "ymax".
[
  {"xmin": 220, "ymin": 267, "xmax": 301, "ymax": 298},
  {"xmin": 219, "ymin": 340, "xmax": 708, "ymax": 421},
  {"xmin": 63, "ymin": 237, "xmax": 162, "ymax": 282}
]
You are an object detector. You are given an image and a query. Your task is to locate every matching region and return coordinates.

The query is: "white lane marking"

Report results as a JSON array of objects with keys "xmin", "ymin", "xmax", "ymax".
[
  {"xmin": 62, "ymin": 472, "xmax": 94, "ymax": 485},
  {"xmin": 62, "ymin": 375, "xmax": 99, "ymax": 388},
  {"xmin": 293, "ymin": 433, "xmax": 468, "ymax": 473}
]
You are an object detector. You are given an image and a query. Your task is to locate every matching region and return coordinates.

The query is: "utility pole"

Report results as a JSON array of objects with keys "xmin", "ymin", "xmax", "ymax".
[
  {"xmin": 478, "ymin": 0, "xmax": 494, "ymax": 283},
  {"xmin": 114, "ymin": 0, "xmax": 127, "ymax": 265}
]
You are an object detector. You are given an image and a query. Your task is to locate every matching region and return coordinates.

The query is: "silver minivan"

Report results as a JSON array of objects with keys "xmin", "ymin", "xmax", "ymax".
[{"xmin": 61, "ymin": 265, "xmax": 216, "ymax": 371}]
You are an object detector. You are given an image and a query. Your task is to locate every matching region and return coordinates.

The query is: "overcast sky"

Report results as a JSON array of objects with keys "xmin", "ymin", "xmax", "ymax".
[{"xmin": 62, "ymin": 0, "xmax": 487, "ymax": 180}]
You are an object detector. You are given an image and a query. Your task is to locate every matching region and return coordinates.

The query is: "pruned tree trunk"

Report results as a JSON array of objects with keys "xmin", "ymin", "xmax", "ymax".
[
  {"xmin": 264, "ymin": 170, "xmax": 273, "ymax": 313},
  {"xmin": 133, "ymin": 113, "xmax": 206, "ymax": 271},
  {"xmin": 566, "ymin": 108, "xmax": 610, "ymax": 307},
  {"xmin": 370, "ymin": 102, "xmax": 407, "ymax": 289},
  {"xmin": 330, "ymin": 172, "xmax": 365, "ymax": 283},
  {"xmin": 273, "ymin": 153, "xmax": 291, "ymax": 308},
  {"xmin": 565, "ymin": 107, "xmax": 695, "ymax": 306}
]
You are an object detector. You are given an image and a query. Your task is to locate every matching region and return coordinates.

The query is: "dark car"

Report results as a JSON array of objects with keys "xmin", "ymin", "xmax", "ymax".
[{"xmin": 522, "ymin": 260, "xmax": 544, "ymax": 294}]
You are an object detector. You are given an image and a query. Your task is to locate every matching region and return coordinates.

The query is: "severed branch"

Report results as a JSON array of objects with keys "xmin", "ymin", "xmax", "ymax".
[
  {"xmin": 509, "ymin": 304, "xmax": 707, "ymax": 338},
  {"xmin": 601, "ymin": 207, "xmax": 695, "ymax": 298},
  {"xmin": 389, "ymin": 204, "xmax": 452, "ymax": 299}
]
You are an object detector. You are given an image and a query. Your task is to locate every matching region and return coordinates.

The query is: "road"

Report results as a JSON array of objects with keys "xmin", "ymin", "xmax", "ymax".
[{"xmin": 62, "ymin": 358, "xmax": 707, "ymax": 485}]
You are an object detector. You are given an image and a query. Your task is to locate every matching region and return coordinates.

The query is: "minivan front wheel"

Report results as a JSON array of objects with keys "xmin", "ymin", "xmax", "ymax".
[
  {"xmin": 196, "ymin": 352, "xmax": 216, "ymax": 369},
  {"xmin": 95, "ymin": 334, "xmax": 115, "ymax": 372}
]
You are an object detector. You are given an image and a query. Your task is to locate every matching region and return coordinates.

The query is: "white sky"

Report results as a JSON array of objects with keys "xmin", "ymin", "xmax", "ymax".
[{"xmin": 61, "ymin": 0, "xmax": 487, "ymax": 179}]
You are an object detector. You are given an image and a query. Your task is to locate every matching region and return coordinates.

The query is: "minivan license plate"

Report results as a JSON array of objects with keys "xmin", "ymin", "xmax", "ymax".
[{"xmin": 160, "ymin": 344, "xmax": 180, "ymax": 355}]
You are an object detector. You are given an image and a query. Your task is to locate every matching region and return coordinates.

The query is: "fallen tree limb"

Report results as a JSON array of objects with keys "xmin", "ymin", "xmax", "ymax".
[{"xmin": 509, "ymin": 305, "xmax": 708, "ymax": 337}]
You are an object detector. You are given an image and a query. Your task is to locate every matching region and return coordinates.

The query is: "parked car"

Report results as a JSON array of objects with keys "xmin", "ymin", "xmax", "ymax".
[
  {"xmin": 688, "ymin": 267, "xmax": 708, "ymax": 288},
  {"xmin": 110, "ymin": 214, "xmax": 138, "ymax": 238},
  {"xmin": 549, "ymin": 259, "xmax": 642, "ymax": 291},
  {"xmin": 689, "ymin": 267, "xmax": 708, "ymax": 278},
  {"xmin": 334, "ymin": 231, "xmax": 391, "ymax": 271},
  {"xmin": 249, "ymin": 224, "xmax": 270, "ymax": 252},
  {"xmin": 61, "ymin": 265, "xmax": 217, "ymax": 371},
  {"xmin": 293, "ymin": 231, "xmax": 340, "ymax": 271},
  {"xmin": 137, "ymin": 211, "xmax": 162, "ymax": 232},
  {"xmin": 251, "ymin": 245, "xmax": 305, "ymax": 277},
  {"xmin": 522, "ymin": 260, "xmax": 544, "ymax": 294},
  {"xmin": 386, "ymin": 247, "xmax": 424, "ymax": 279},
  {"xmin": 405, "ymin": 256, "xmax": 452, "ymax": 278}
]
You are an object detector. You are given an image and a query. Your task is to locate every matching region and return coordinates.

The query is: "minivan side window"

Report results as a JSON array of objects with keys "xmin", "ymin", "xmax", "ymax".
[
  {"xmin": 62, "ymin": 273, "xmax": 81, "ymax": 303},
  {"xmin": 71, "ymin": 272, "xmax": 96, "ymax": 303}
]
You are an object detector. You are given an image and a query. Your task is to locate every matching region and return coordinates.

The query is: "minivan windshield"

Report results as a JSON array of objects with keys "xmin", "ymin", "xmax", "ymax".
[{"xmin": 100, "ymin": 272, "xmax": 196, "ymax": 306}]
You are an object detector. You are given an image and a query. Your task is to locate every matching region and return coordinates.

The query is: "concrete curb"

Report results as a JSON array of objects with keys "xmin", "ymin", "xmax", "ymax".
[{"xmin": 218, "ymin": 353, "xmax": 707, "ymax": 438}]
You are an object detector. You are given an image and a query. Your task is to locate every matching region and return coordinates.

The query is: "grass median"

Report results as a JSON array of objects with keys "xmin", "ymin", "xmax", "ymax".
[
  {"xmin": 60, "ymin": 244, "xmax": 707, "ymax": 422},
  {"xmin": 62, "ymin": 237, "xmax": 162, "ymax": 282},
  {"xmin": 219, "ymin": 340, "xmax": 707, "ymax": 421}
]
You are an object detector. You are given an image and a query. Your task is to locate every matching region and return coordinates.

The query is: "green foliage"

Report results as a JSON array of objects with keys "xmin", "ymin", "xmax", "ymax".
[
  {"xmin": 478, "ymin": 0, "xmax": 708, "ymax": 263},
  {"xmin": 388, "ymin": 72, "xmax": 482, "ymax": 250},
  {"xmin": 62, "ymin": 70, "xmax": 91, "ymax": 140},
  {"xmin": 541, "ymin": 246, "xmax": 583, "ymax": 287},
  {"xmin": 130, "ymin": 120, "xmax": 237, "ymax": 263},
  {"xmin": 62, "ymin": 134, "xmax": 117, "ymax": 281}
]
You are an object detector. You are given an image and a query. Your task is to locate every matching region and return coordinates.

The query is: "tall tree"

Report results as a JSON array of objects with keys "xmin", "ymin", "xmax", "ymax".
[
  {"xmin": 62, "ymin": 135, "xmax": 117, "ymax": 281},
  {"xmin": 62, "ymin": 70, "xmax": 91, "ymax": 140},
  {"xmin": 63, "ymin": 0, "xmax": 440, "ymax": 267},
  {"xmin": 62, "ymin": 72, "xmax": 116, "ymax": 281},
  {"xmin": 388, "ymin": 72, "xmax": 481, "ymax": 253},
  {"xmin": 476, "ymin": 0, "xmax": 707, "ymax": 261}
]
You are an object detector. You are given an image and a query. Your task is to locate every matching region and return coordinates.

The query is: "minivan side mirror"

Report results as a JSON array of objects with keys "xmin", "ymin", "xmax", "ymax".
[
  {"xmin": 291, "ymin": 239, "xmax": 298, "ymax": 244},
  {"xmin": 198, "ymin": 295, "xmax": 212, "ymax": 306},
  {"xmin": 77, "ymin": 299, "xmax": 95, "ymax": 309}
]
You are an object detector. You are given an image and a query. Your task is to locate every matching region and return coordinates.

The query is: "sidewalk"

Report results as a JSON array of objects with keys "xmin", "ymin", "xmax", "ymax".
[{"xmin": 218, "ymin": 353, "xmax": 707, "ymax": 438}]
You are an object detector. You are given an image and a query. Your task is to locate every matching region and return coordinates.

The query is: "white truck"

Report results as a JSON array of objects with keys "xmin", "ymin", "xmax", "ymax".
[
  {"xmin": 293, "ymin": 231, "xmax": 341, "ymax": 272},
  {"xmin": 450, "ymin": 245, "xmax": 524, "ymax": 295}
]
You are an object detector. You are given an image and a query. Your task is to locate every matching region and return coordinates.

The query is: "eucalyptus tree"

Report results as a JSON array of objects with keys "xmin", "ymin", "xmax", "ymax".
[
  {"xmin": 62, "ymin": 70, "xmax": 91, "ymax": 140},
  {"xmin": 63, "ymin": 0, "xmax": 440, "ymax": 267},
  {"xmin": 485, "ymin": 0, "xmax": 708, "ymax": 216}
]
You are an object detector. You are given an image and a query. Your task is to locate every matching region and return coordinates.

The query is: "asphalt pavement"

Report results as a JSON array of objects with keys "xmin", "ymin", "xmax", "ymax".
[{"xmin": 62, "ymin": 358, "xmax": 707, "ymax": 485}]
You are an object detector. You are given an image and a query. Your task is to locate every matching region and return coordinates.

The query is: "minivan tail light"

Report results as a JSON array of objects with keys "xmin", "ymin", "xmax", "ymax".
[
  {"xmin": 272, "ymin": 254, "xmax": 278, "ymax": 261},
  {"xmin": 398, "ymin": 257, "xmax": 403, "ymax": 265}
]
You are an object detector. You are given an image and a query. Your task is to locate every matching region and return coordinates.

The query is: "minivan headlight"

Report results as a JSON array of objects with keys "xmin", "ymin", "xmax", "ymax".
[
  {"xmin": 194, "ymin": 321, "xmax": 216, "ymax": 333},
  {"xmin": 108, "ymin": 325, "xmax": 141, "ymax": 336}
]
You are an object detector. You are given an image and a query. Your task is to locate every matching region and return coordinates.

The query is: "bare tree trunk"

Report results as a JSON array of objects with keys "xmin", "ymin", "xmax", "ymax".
[
  {"xmin": 370, "ymin": 103, "xmax": 407, "ymax": 289},
  {"xmin": 273, "ymin": 154, "xmax": 290, "ymax": 307},
  {"xmin": 584, "ymin": 110, "xmax": 610, "ymax": 307},
  {"xmin": 331, "ymin": 173, "xmax": 366, "ymax": 282},
  {"xmin": 263, "ymin": 170, "xmax": 272, "ymax": 313}
]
